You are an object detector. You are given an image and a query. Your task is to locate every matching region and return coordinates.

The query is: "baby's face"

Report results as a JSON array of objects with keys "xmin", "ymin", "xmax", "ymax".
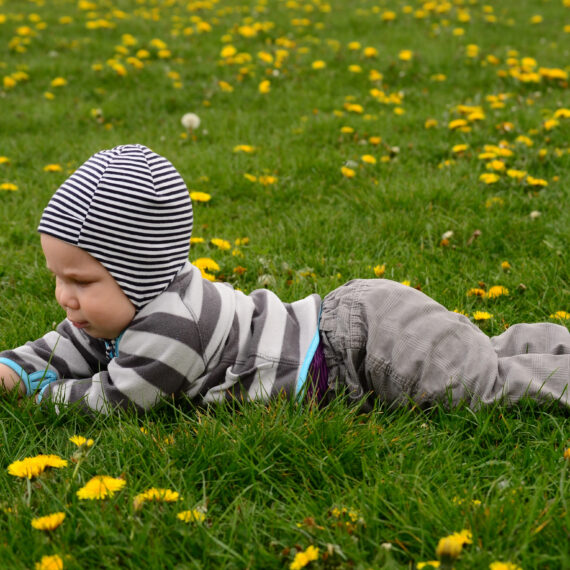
[{"xmin": 41, "ymin": 234, "xmax": 135, "ymax": 339}]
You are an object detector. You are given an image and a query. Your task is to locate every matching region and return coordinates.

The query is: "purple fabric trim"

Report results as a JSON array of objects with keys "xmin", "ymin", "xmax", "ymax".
[{"xmin": 306, "ymin": 342, "xmax": 329, "ymax": 402}]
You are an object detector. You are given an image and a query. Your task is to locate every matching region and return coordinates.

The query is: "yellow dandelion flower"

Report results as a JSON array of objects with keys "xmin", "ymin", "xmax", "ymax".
[
  {"xmin": 31, "ymin": 512, "xmax": 66, "ymax": 531},
  {"xmin": 479, "ymin": 173, "xmax": 500, "ymax": 184},
  {"xmin": 258, "ymin": 175, "xmax": 278, "ymax": 185},
  {"xmin": 564, "ymin": 448, "xmax": 570, "ymax": 459},
  {"xmin": 348, "ymin": 41, "xmax": 361, "ymax": 50},
  {"xmin": 290, "ymin": 545, "xmax": 319, "ymax": 570},
  {"xmin": 530, "ymin": 14, "xmax": 543, "ymax": 24},
  {"xmin": 526, "ymin": 176, "xmax": 548, "ymax": 187},
  {"xmin": 448, "ymin": 119, "xmax": 468, "ymax": 130},
  {"xmin": 550, "ymin": 311, "xmax": 570, "ymax": 320},
  {"xmin": 506, "ymin": 169, "xmax": 527, "ymax": 180},
  {"xmin": 473, "ymin": 311, "xmax": 493, "ymax": 321},
  {"xmin": 369, "ymin": 136, "xmax": 382, "ymax": 145},
  {"xmin": 190, "ymin": 237, "xmax": 204, "ymax": 245},
  {"xmin": 69, "ymin": 435, "xmax": 94, "ymax": 447},
  {"xmin": 233, "ymin": 145, "xmax": 256, "ymax": 153},
  {"xmin": 1, "ymin": 182, "xmax": 18, "ymax": 191},
  {"xmin": 487, "ymin": 286, "xmax": 509, "ymax": 299},
  {"xmin": 8, "ymin": 455, "xmax": 68, "ymax": 479},
  {"xmin": 425, "ymin": 118, "xmax": 438, "ymax": 129},
  {"xmin": 76, "ymin": 475, "xmax": 126, "ymax": 500},
  {"xmin": 34, "ymin": 555, "xmax": 64, "ymax": 570},
  {"xmin": 401, "ymin": 280, "xmax": 411, "ymax": 287},
  {"xmin": 189, "ymin": 191, "xmax": 211, "ymax": 202},
  {"xmin": 311, "ymin": 60, "xmax": 326, "ymax": 70},
  {"xmin": 489, "ymin": 563, "xmax": 522, "ymax": 570},
  {"xmin": 43, "ymin": 164, "xmax": 63, "ymax": 172},
  {"xmin": 258, "ymin": 80, "xmax": 271, "ymax": 94},
  {"xmin": 177, "ymin": 509, "xmax": 206, "ymax": 523},
  {"xmin": 361, "ymin": 154, "xmax": 377, "ymax": 165},
  {"xmin": 192, "ymin": 258, "xmax": 220, "ymax": 272},
  {"xmin": 467, "ymin": 288, "xmax": 486, "ymax": 298},
  {"xmin": 515, "ymin": 135, "xmax": 533, "ymax": 146},
  {"xmin": 373, "ymin": 264, "xmax": 385, "ymax": 277},
  {"xmin": 452, "ymin": 144, "xmax": 469, "ymax": 154},
  {"xmin": 486, "ymin": 160, "xmax": 506, "ymax": 171},
  {"xmin": 218, "ymin": 80, "xmax": 234, "ymax": 93},
  {"xmin": 134, "ymin": 488, "xmax": 180, "ymax": 509},
  {"xmin": 340, "ymin": 126, "xmax": 354, "ymax": 134},
  {"xmin": 243, "ymin": 173, "xmax": 257, "ymax": 182},
  {"xmin": 363, "ymin": 46, "xmax": 378, "ymax": 58},
  {"xmin": 0, "ymin": 156, "xmax": 10, "ymax": 164},
  {"xmin": 211, "ymin": 238, "xmax": 231, "ymax": 251},
  {"xmin": 341, "ymin": 166, "xmax": 356, "ymax": 178},
  {"xmin": 399, "ymin": 49, "xmax": 413, "ymax": 61},
  {"xmin": 501, "ymin": 261, "xmax": 511, "ymax": 270},
  {"xmin": 50, "ymin": 77, "xmax": 67, "ymax": 87}
]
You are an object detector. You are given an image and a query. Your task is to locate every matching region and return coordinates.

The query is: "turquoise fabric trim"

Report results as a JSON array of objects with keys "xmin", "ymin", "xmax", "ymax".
[
  {"xmin": 295, "ymin": 326, "xmax": 321, "ymax": 401},
  {"xmin": 0, "ymin": 357, "xmax": 58, "ymax": 398}
]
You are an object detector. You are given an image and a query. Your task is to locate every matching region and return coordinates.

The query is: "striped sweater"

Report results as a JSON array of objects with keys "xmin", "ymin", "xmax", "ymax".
[{"xmin": 0, "ymin": 262, "xmax": 321, "ymax": 414}]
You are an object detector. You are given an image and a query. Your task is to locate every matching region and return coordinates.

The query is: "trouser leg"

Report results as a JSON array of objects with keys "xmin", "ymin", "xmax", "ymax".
[{"xmin": 320, "ymin": 279, "xmax": 570, "ymax": 409}]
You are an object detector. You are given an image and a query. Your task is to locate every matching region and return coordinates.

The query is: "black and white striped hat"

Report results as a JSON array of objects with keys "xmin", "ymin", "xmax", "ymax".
[{"xmin": 38, "ymin": 144, "xmax": 193, "ymax": 310}]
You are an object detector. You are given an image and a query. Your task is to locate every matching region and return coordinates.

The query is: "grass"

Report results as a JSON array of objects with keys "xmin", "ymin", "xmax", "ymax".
[{"xmin": 0, "ymin": 0, "xmax": 569, "ymax": 567}]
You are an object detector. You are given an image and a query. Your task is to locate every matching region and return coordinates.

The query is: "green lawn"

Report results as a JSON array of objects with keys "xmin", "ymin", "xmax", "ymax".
[{"xmin": 0, "ymin": 0, "xmax": 569, "ymax": 568}]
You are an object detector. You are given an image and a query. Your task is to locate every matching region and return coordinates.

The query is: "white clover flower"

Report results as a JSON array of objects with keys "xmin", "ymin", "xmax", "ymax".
[
  {"xmin": 529, "ymin": 210, "xmax": 541, "ymax": 220},
  {"xmin": 181, "ymin": 112, "xmax": 201, "ymax": 131}
]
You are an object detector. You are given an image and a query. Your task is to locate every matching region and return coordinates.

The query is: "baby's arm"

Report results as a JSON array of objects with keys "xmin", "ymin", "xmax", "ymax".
[{"xmin": 0, "ymin": 363, "xmax": 26, "ymax": 396}]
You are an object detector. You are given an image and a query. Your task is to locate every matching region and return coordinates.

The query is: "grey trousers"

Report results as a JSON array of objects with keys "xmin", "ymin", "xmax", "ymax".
[{"xmin": 319, "ymin": 279, "xmax": 570, "ymax": 410}]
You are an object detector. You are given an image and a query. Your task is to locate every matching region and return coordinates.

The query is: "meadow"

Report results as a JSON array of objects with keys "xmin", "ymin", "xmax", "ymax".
[{"xmin": 0, "ymin": 0, "xmax": 569, "ymax": 568}]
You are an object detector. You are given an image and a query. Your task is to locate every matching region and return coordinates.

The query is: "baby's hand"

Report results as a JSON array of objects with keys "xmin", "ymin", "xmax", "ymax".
[{"xmin": 0, "ymin": 363, "xmax": 26, "ymax": 396}]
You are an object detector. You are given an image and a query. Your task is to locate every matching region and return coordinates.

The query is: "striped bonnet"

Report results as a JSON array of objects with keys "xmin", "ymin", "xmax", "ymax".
[{"xmin": 38, "ymin": 144, "xmax": 193, "ymax": 310}]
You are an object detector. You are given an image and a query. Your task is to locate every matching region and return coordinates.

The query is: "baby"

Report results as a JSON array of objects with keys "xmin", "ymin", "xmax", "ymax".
[{"xmin": 1, "ymin": 144, "xmax": 568, "ymax": 414}]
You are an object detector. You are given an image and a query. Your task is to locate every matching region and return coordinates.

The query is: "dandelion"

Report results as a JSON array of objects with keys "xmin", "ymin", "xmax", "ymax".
[
  {"xmin": 399, "ymin": 49, "xmax": 413, "ymax": 61},
  {"xmin": 258, "ymin": 175, "xmax": 278, "ymax": 185},
  {"xmin": 501, "ymin": 261, "xmax": 511, "ymax": 270},
  {"xmin": 290, "ymin": 545, "xmax": 319, "ymax": 570},
  {"xmin": 340, "ymin": 126, "xmax": 354, "ymax": 134},
  {"xmin": 311, "ymin": 60, "xmax": 326, "ymax": 70},
  {"xmin": 189, "ymin": 191, "xmax": 211, "ymax": 203},
  {"xmin": 181, "ymin": 112, "xmax": 200, "ymax": 131},
  {"xmin": 506, "ymin": 169, "xmax": 526, "ymax": 180},
  {"xmin": 369, "ymin": 136, "xmax": 382, "ymax": 145},
  {"xmin": 134, "ymin": 488, "xmax": 180, "ymax": 509},
  {"xmin": 363, "ymin": 46, "xmax": 378, "ymax": 58},
  {"xmin": 177, "ymin": 508, "xmax": 206, "ymax": 523},
  {"xmin": 467, "ymin": 288, "xmax": 486, "ymax": 298},
  {"xmin": 361, "ymin": 154, "xmax": 377, "ymax": 165},
  {"xmin": 8, "ymin": 455, "xmax": 68, "ymax": 479},
  {"xmin": 448, "ymin": 119, "xmax": 468, "ymax": 130},
  {"xmin": 487, "ymin": 160, "xmax": 506, "ymax": 171},
  {"xmin": 487, "ymin": 286, "xmax": 509, "ymax": 299},
  {"xmin": 258, "ymin": 80, "xmax": 271, "ymax": 94},
  {"xmin": 31, "ymin": 512, "xmax": 66, "ymax": 531},
  {"xmin": 34, "ymin": 555, "xmax": 64, "ymax": 570},
  {"xmin": 473, "ymin": 311, "xmax": 493, "ymax": 321},
  {"xmin": 373, "ymin": 264, "xmax": 385, "ymax": 277},
  {"xmin": 0, "ymin": 156, "xmax": 10, "ymax": 164},
  {"xmin": 233, "ymin": 145, "xmax": 256, "ymax": 153},
  {"xmin": 50, "ymin": 77, "xmax": 67, "ymax": 87},
  {"xmin": 417, "ymin": 563, "xmax": 441, "ymax": 569},
  {"xmin": 43, "ymin": 164, "xmax": 63, "ymax": 172},
  {"xmin": 526, "ymin": 176, "xmax": 548, "ymax": 187},
  {"xmin": 341, "ymin": 166, "xmax": 356, "ymax": 178},
  {"xmin": 218, "ymin": 80, "xmax": 234, "ymax": 92},
  {"xmin": 489, "ymin": 563, "xmax": 522, "ymax": 570},
  {"xmin": 425, "ymin": 119, "xmax": 438, "ymax": 128},
  {"xmin": 192, "ymin": 258, "xmax": 220, "ymax": 272},
  {"xmin": 69, "ymin": 435, "xmax": 94, "ymax": 447},
  {"xmin": 550, "ymin": 311, "xmax": 570, "ymax": 320},
  {"xmin": 76, "ymin": 475, "xmax": 126, "ymax": 500},
  {"xmin": 452, "ymin": 144, "xmax": 469, "ymax": 154},
  {"xmin": 479, "ymin": 173, "xmax": 500, "ymax": 184},
  {"xmin": 564, "ymin": 448, "xmax": 570, "ymax": 459},
  {"xmin": 1, "ymin": 182, "xmax": 18, "ymax": 191},
  {"xmin": 211, "ymin": 238, "xmax": 231, "ymax": 251}
]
